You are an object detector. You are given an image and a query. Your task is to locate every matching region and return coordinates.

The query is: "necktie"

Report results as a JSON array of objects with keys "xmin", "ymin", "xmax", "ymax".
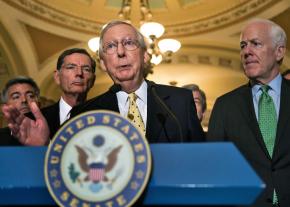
[
  {"xmin": 258, "ymin": 85, "xmax": 277, "ymax": 157},
  {"xmin": 127, "ymin": 93, "xmax": 146, "ymax": 136},
  {"xmin": 258, "ymin": 85, "xmax": 278, "ymax": 204}
]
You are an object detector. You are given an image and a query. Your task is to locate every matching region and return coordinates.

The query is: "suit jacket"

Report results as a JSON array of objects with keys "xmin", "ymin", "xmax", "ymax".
[
  {"xmin": 41, "ymin": 102, "xmax": 60, "ymax": 139},
  {"xmin": 0, "ymin": 127, "xmax": 22, "ymax": 146},
  {"xmin": 70, "ymin": 81, "xmax": 205, "ymax": 143},
  {"xmin": 207, "ymin": 78, "xmax": 290, "ymax": 207}
]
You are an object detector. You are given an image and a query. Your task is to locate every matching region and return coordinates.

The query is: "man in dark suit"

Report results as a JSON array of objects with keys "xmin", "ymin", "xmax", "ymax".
[
  {"xmin": 2, "ymin": 20, "xmax": 204, "ymax": 144},
  {"xmin": 41, "ymin": 48, "xmax": 96, "ymax": 138},
  {"xmin": 0, "ymin": 76, "xmax": 40, "ymax": 146},
  {"xmin": 70, "ymin": 20, "xmax": 204, "ymax": 143},
  {"xmin": 1, "ymin": 48, "xmax": 96, "ymax": 145},
  {"xmin": 207, "ymin": 19, "xmax": 290, "ymax": 206},
  {"xmin": 182, "ymin": 84, "xmax": 207, "ymax": 123}
]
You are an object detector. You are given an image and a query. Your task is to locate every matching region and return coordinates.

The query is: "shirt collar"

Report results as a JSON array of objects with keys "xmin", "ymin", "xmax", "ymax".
[
  {"xmin": 59, "ymin": 97, "xmax": 72, "ymax": 123},
  {"xmin": 252, "ymin": 74, "xmax": 282, "ymax": 96},
  {"xmin": 116, "ymin": 80, "xmax": 148, "ymax": 106},
  {"xmin": 134, "ymin": 80, "xmax": 147, "ymax": 103}
]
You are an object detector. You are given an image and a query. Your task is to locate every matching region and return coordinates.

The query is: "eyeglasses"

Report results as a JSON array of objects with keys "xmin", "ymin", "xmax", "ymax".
[
  {"xmin": 103, "ymin": 39, "xmax": 140, "ymax": 55},
  {"xmin": 61, "ymin": 64, "xmax": 93, "ymax": 74}
]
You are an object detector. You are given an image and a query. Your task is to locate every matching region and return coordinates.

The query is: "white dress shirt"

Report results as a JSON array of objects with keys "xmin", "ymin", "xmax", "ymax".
[
  {"xmin": 116, "ymin": 81, "xmax": 148, "ymax": 127},
  {"xmin": 59, "ymin": 97, "xmax": 72, "ymax": 124}
]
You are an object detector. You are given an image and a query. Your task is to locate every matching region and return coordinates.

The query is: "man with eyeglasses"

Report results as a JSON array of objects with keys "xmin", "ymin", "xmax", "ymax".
[
  {"xmin": 1, "ymin": 48, "xmax": 96, "ymax": 145},
  {"xmin": 40, "ymin": 48, "xmax": 96, "ymax": 139},
  {"xmin": 2, "ymin": 20, "xmax": 204, "ymax": 145},
  {"xmin": 69, "ymin": 20, "xmax": 204, "ymax": 143}
]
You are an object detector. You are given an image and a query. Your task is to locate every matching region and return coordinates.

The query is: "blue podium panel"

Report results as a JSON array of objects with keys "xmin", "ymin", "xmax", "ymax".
[
  {"xmin": 0, "ymin": 147, "xmax": 55, "ymax": 205},
  {"xmin": 145, "ymin": 143, "xmax": 265, "ymax": 205},
  {"xmin": 0, "ymin": 143, "xmax": 265, "ymax": 205}
]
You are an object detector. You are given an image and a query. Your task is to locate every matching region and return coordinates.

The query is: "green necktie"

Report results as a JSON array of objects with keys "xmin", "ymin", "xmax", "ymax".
[
  {"xmin": 258, "ymin": 85, "xmax": 278, "ymax": 204},
  {"xmin": 127, "ymin": 93, "xmax": 146, "ymax": 136},
  {"xmin": 258, "ymin": 85, "xmax": 277, "ymax": 156}
]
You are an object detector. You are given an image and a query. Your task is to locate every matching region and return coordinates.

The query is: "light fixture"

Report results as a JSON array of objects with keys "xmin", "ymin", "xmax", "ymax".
[
  {"xmin": 88, "ymin": 37, "xmax": 100, "ymax": 53},
  {"xmin": 87, "ymin": 0, "xmax": 181, "ymax": 71}
]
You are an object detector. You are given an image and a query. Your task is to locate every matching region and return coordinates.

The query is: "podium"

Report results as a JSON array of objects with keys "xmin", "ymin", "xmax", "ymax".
[{"xmin": 0, "ymin": 143, "xmax": 264, "ymax": 205}]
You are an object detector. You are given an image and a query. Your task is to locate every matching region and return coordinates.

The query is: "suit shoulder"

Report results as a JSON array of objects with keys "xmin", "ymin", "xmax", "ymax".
[
  {"xmin": 81, "ymin": 90, "xmax": 112, "ymax": 107},
  {"xmin": 154, "ymin": 84, "xmax": 192, "ymax": 97},
  {"xmin": 41, "ymin": 102, "xmax": 59, "ymax": 118},
  {"xmin": 41, "ymin": 102, "xmax": 59, "ymax": 112},
  {"xmin": 216, "ymin": 84, "xmax": 248, "ymax": 101},
  {"xmin": 70, "ymin": 90, "xmax": 112, "ymax": 116}
]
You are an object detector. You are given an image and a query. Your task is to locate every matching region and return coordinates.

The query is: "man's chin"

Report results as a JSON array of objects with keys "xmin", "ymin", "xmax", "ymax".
[
  {"xmin": 115, "ymin": 74, "xmax": 135, "ymax": 82},
  {"xmin": 244, "ymin": 67, "xmax": 259, "ymax": 78}
]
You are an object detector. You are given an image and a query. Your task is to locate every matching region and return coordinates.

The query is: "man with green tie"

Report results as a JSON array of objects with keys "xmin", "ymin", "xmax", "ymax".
[{"xmin": 207, "ymin": 19, "xmax": 290, "ymax": 207}]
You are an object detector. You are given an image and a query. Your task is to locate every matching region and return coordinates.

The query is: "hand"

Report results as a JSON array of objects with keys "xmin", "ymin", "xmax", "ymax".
[{"xmin": 2, "ymin": 102, "xmax": 50, "ymax": 146}]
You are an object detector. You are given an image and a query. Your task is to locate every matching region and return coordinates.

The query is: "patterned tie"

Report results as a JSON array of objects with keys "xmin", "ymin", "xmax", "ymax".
[
  {"xmin": 127, "ymin": 93, "xmax": 146, "ymax": 136},
  {"xmin": 258, "ymin": 85, "xmax": 278, "ymax": 204}
]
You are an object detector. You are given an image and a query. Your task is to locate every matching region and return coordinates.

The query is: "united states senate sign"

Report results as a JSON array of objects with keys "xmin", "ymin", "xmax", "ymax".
[{"xmin": 44, "ymin": 110, "xmax": 152, "ymax": 207}]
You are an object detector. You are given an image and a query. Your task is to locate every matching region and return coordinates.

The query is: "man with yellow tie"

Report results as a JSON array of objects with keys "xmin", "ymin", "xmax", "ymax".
[
  {"xmin": 70, "ymin": 20, "xmax": 205, "ymax": 143},
  {"xmin": 2, "ymin": 20, "xmax": 204, "ymax": 144}
]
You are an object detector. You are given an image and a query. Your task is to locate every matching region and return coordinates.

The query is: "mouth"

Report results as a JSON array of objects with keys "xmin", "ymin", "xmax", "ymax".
[
  {"xmin": 20, "ymin": 106, "xmax": 30, "ymax": 113},
  {"xmin": 72, "ymin": 81, "xmax": 84, "ymax": 86},
  {"xmin": 245, "ymin": 60, "xmax": 258, "ymax": 66},
  {"xmin": 117, "ymin": 64, "xmax": 132, "ymax": 70}
]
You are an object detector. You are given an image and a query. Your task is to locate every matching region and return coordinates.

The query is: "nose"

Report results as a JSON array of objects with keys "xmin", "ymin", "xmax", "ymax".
[
  {"xmin": 117, "ymin": 42, "xmax": 125, "ymax": 57},
  {"xmin": 20, "ymin": 95, "xmax": 28, "ymax": 104},
  {"xmin": 75, "ymin": 66, "xmax": 84, "ymax": 76},
  {"xmin": 241, "ymin": 45, "xmax": 252, "ymax": 58}
]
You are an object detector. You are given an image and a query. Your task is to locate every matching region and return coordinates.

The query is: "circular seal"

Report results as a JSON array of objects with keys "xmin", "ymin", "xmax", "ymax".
[{"xmin": 44, "ymin": 110, "xmax": 151, "ymax": 207}]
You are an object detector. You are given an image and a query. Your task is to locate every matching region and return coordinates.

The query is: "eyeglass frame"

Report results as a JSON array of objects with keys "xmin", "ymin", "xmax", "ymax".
[
  {"xmin": 102, "ymin": 39, "xmax": 140, "ymax": 55},
  {"xmin": 60, "ymin": 63, "xmax": 93, "ymax": 74}
]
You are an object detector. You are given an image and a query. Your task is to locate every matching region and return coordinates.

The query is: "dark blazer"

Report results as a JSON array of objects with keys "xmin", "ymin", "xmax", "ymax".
[
  {"xmin": 41, "ymin": 102, "xmax": 60, "ymax": 139},
  {"xmin": 70, "ymin": 81, "xmax": 205, "ymax": 143},
  {"xmin": 0, "ymin": 127, "xmax": 22, "ymax": 146},
  {"xmin": 207, "ymin": 78, "xmax": 290, "ymax": 207},
  {"xmin": 1, "ymin": 102, "xmax": 61, "ymax": 145}
]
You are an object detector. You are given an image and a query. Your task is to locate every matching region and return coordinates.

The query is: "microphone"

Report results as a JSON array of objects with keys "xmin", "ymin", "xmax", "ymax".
[{"xmin": 150, "ymin": 83, "xmax": 183, "ymax": 142}]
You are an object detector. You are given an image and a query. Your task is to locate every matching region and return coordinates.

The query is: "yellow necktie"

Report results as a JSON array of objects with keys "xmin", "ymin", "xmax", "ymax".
[{"xmin": 127, "ymin": 93, "xmax": 146, "ymax": 136}]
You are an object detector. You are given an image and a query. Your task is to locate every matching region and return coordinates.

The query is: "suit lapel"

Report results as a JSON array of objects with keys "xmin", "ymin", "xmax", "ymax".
[
  {"xmin": 238, "ymin": 84, "xmax": 271, "ymax": 158},
  {"xmin": 104, "ymin": 92, "xmax": 120, "ymax": 112},
  {"xmin": 275, "ymin": 79, "xmax": 290, "ymax": 155},
  {"xmin": 42, "ymin": 102, "xmax": 60, "ymax": 139},
  {"xmin": 96, "ymin": 87, "xmax": 120, "ymax": 113},
  {"xmin": 146, "ymin": 82, "xmax": 168, "ymax": 142}
]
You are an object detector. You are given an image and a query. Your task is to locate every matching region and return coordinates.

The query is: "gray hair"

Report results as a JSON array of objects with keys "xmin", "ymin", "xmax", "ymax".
[
  {"xmin": 98, "ymin": 20, "xmax": 147, "ymax": 58},
  {"xmin": 182, "ymin": 84, "xmax": 207, "ymax": 113},
  {"xmin": 1, "ymin": 76, "xmax": 40, "ymax": 103},
  {"xmin": 241, "ymin": 18, "xmax": 287, "ymax": 47}
]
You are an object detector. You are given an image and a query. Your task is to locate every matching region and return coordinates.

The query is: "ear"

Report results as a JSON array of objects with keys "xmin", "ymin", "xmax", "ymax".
[
  {"xmin": 53, "ymin": 70, "xmax": 60, "ymax": 85},
  {"xmin": 143, "ymin": 51, "xmax": 150, "ymax": 63},
  {"xmin": 90, "ymin": 74, "xmax": 96, "ymax": 89},
  {"xmin": 201, "ymin": 112, "xmax": 205, "ymax": 122},
  {"xmin": 100, "ymin": 59, "xmax": 107, "ymax": 72},
  {"xmin": 276, "ymin": 45, "xmax": 286, "ymax": 62}
]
